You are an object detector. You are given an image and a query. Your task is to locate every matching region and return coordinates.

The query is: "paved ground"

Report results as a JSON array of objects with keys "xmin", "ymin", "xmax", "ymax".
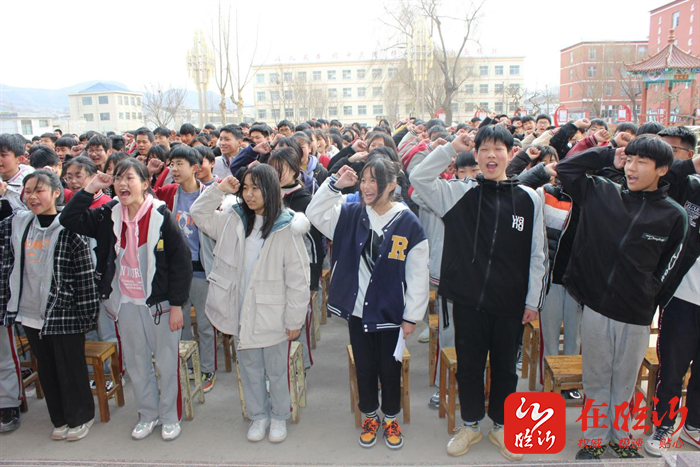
[{"xmin": 1, "ymin": 316, "xmax": 698, "ymax": 466}]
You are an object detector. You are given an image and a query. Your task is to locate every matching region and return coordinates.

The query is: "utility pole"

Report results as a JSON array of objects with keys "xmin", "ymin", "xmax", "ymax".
[
  {"xmin": 407, "ymin": 18, "xmax": 433, "ymax": 120},
  {"xmin": 186, "ymin": 29, "xmax": 215, "ymax": 127}
]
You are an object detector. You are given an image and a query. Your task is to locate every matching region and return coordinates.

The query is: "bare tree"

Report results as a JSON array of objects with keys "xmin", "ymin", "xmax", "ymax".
[
  {"xmin": 143, "ymin": 83, "xmax": 187, "ymax": 128},
  {"xmin": 209, "ymin": 2, "xmax": 231, "ymax": 124},
  {"xmin": 228, "ymin": 9, "xmax": 260, "ymax": 123},
  {"xmin": 381, "ymin": 0, "xmax": 484, "ymax": 124}
]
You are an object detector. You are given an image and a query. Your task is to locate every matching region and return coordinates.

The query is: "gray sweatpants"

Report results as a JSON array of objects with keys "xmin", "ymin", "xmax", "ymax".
[
  {"xmin": 433, "ymin": 294, "xmax": 455, "ymax": 387},
  {"xmin": 541, "ymin": 284, "xmax": 582, "ymax": 358},
  {"xmin": 581, "ymin": 306, "xmax": 649, "ymax": 444},
  {"xmin": 0, "ymin": 325, "xmax": 22, "ymax": 409},
  {"xmin": 119, "ymin": 303, "xmax": 181, "ymax": 424},
  {"xmin": 86, "ymin": 304, "xmax": 123, "ymax": 375},
  {"xmin": 236, "ymin": 338, "xmax": 291, "ymax": 421},
  {"xmin": 181, "ymin": 277, "xmax": 215, "ymax": 374}
]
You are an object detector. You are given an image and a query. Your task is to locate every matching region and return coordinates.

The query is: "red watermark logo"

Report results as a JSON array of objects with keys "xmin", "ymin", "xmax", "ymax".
[{"xmin": 505, "ymin": 392, "xmax": 566, "ymax": 454}]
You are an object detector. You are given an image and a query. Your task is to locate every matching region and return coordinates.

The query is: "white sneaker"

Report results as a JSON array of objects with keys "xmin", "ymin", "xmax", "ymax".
[
  {"xmin": 269, "ymin": 419, "xmax": 287, "ymax": 443},
  {"xmin": 644, "ymin": 425, "xmax": 674, "ymax": 457},
  {"xmin": 681, "ymin": 424, "xmax": 700, "ymax": 450},
  {"xmin": 447, "ymin": 423, "xmax": 482, "ymax": 457},
  {"xmin": 247, "ymin": 418, "xmax": 270, "ymax": 442},
  {"xmin": 417, "ymin": 327, "xmax": 430, "ymax": 343},
  {"xmin": 162, "ymin": 422, "xmax": 181, "ymax": 441},
  {"xmin": 132, "ymin": 419, "xmax": 159, "ymax": 440},
  {"xmin": 489, "ymin": 425, "xmax": 523, "ymax": 461},
  {"xmin": 66, "ymin": 419, "xmax": 94, "ymax": 441},
  {"xmin": 52, "ymin": 424, "xmax": 69, "ymax": 440}
]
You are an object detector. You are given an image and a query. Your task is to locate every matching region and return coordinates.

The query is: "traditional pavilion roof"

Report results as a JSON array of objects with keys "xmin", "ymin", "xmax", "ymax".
[{"xmin": 626, "ymin": 29, "xmax": 700, "ymax": 74}]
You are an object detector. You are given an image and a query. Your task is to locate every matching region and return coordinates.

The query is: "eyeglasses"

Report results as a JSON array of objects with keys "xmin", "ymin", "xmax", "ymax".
[
  {"xmin": 87, "ymin": 148, "xmax": 105, "ymax": 155},
  {"xmin": 63, "ymin": 174, "xmax": 86, "ymax": 183},
  {"xmin": 670, "ymin": 145, "xmax": 692, "ymax": 153}
]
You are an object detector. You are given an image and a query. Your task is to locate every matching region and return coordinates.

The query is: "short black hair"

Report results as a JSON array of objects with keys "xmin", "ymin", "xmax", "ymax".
[
  {"xmin": 219, "ymin": 124, "xmax": 243, "ymax": 139},
  {"xmin": 135, "ymin": 127, "xmax": 155, "ymax": 142},
  {"xmin": 210, "ymin": 129, "xmax": 220, "ymax": 138},
  {"xmin": 536, "ymin": 114, "xmax": 552, "ymax": 124},
  {"xmin": 239, "ymin": 122, "xmax": 250, "ymax": 129},
  {"xmin": 29, "ymin": 146, "xmax": 60, "ymax": 168},
  {"xmin": 624, "ymin": 134, "xmax": 674, "ymax": 168},
  {"xmin": 511, "ymin": 116, "xmax": 522, "ymax": 123},
  {"xmin": 86, "ymin": 134, "xmax": 112, "ymax": 151},
  {"xmin": 521, "ymin": 115, "xmax": 535, "ymax": 124},
  {"xmin": 204, "ymin": 124, "xmax": 216, "ymax": 131},
  {"xmin": 169, "ymin": 144, "xmax": 202, "ymax": 166},
  {"xmin": 250, "ymin": 124, "xmax": 272, "ymax": 138},
  {"xmin": 589, "ymin": 118, "xmax": 609, "ymax": 130},
  {"xmin": 194, "ymin": 145, "xmax": 215, "ymax": 164},
  {"xmin": 53, "ymin": 129, "xmax": 63, "ymax": 136},
  {"xmin": 31, "ymin": 135, "xmax": 41, "ymax": 142},
  {"xmin": 474, "ymin": 125, "xmax": 514, "ymax": 152},
  {"xmin": 470, "ymin": 117, "xmax": 482, "ymax": 124},
  {"xmin": 180, "ymin": 123, "xmax": 197, "ymax": 136},
  {"xmin": 615, "ymin": 122, "xmax": 638, "ymax": 135},
  {"xmin": 329, "ymin": 119, "xmax": 342, "ymax": 127},
  {"xmin": 109, "ymin": 135, "xmax": 125, "ymax": 151},
  {"xmin": 455, "ymin": 152, "xmax": 477, "ymax": 168},
  {"xmin": 146, "ymin": 144, "xmax": 169, "ymax": 163},
  {"xmin": 55, "ymin": 136, "xmax": 75, "ymax": 149},
  {"xmin": 317, "ymin": 119, "xmax": 329, "ymax": 126},
  {"xmin": 153, "ymin": 127, "xmax": 171, "ymax": 139},
  {"xmin": 64, "ymin": 155, "xmax": 98, "ymax": 177},
  {"xmin": 658, "ymin": 125, "xmax": 698, "ymax": 150},
  {"xmin": 40, "ymin": 132, "xmax": 58, "ymax": 143},
  {"xmin": 295, "ymin": 123, "xmax": 311, "ymax": 132},
  {"xmin": 277, "ymin": 120, "xmax": 294, "ymax": 130},
  {"xmin": 637, "ymin": 121, "xmax": 665, "ymax": 136},
  {"xmin": 425, "ymin": 118, "xmax": 445, "ymax": 130}
]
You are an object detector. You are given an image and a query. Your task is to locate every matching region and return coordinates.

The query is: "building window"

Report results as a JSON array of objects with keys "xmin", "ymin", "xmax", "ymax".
[
  {"xmin": 388, "ymin": 68, "xmax": 398, "ymax": 78},
  {"xmin": 272, "ymin": 109, "xmax": 281, "ymax": 120},
  {"xmin": 119, "ymin": 112, "xmax": 124, "ymax": 119},
  {"xmin": 495, "ymin": 66, "xmax": 504, "ymax": 76},
  {"xmin": 343, "ymin": 88, "xmax": 352, "ymax": 98},
  {"xmin": 673, "ymin": 11, "xmax": 680, "ymax": 28},
  {"xmin": 479, "ymin": 66, "xmax": 489, "ymax": 76},
  {"xmin": 137, "ymin": 97, "xmax": 141, "ymax": 106},
  {"xmin": 82, "ymin": 96, "xmax": 93, "ymax": 105},
  {"xmin": 569, "ymin": 69, "xmax": 573, "ymax": 80},
  {"xmin": 343, "ymin": 69, "xmax": 351, "ymax": 80},
  {"xmin": 297, "ymin": 71, "xmax": 306, "ymax": 82},
  {"xmin": 312, "ymin": 71, "xmax": 321, "ymax": 81},
  {"xmin": 270, "ymin": 73, "xmax": 279, "ymax": 84},
  {"xmin": 329, "ymin": 106, "xmax": 338, "ymax": 116},
  {"xmin": 84, "ymin": 113, "xmax": 94, "ymax": 122},
  {"xmin": 285, "ymin": 107, "xmax": 294, "ymax": 118},
  {"xmin": 569, "ymin": 87, "xmax": 573, "ymax": 98},
  {"xmin": 284, "ymin": 90, "xmax": 293, "ymax": 100},
  {"xmin": 372, "ymin": 86, "xmax": 383, "ymax": 97},
  {"xmin": 495, "ymin": 83, "xmax": 504, "ymax": 94},
  {"xmin": 570, "ymin": 51, "xmax": 574, "ymax": 63},
  {"xmin": 464, "ymin": 84, "xmax": 474, "ymax": 94},
  {"xmin": 97, "ymin": 95, "xmax": 108, "ymax": 105},
  {"xmin": 130, "ymin": 97, "xmax": 135, "ymax": 106},
  {"xmin": 372, "ymin": 105, "xmax": 383, "ymax": 115},
  {"xmin": 328, "ymin": 88, "xmax": 337, "ymax": 98},
  {"xmin": 509, "ymin": 65, "xmax": 520, "ymax": 75},
  {"xmin": 282, "ymin": 72, "xmax": 292, "ymax": 83},
  {"xmin": 372, "ymin": 68, "xmax": 382, "ymax": 79},
  {"xmin": 299, "ymin": 107, "xmax": 308, "ymax": 118},
  {"xmin": 495, "ymin": 102, "xmax": 504, "ymax": 112},
  {"xmin": 126, "ymin": 113, "xmax": 131, "ymax": 120},
  {"xmin": 271, "ymin": 91, "xmax": 280, "ymax": 102},
  {"xmin": 358, "ymin": 87, "xmax": 366, "ymax": 97},
  {"xmin": 509, "ymin": 83, "xmax": 520, "ymax": 91},
  {"xmin": 118, "ymin": 95, "xmax": 123, "ymax": 105},
  {"xmin": 605, "ymin": 84, "xmax": 614, "ymax": 96},
  {"xmin": 451, "ymin": 102, "xmax": 459, "ymax": 112},
  {"xmin": 21, "ymin": 120, "xmax": 32, "ymax": 134},
  {"xmin": 358, "ymin": 105, "xmax": 367, "ymax": 115},
  {"xmin": 588, "ymin": 66, "xmax": 596, "ymax": 78},
  {"xmin": 479, "ymin": 102, "xmax": 489, "ymax": 110},
  {"xmin": 256, "ymin": 73, "xmax": 265, "ymax": 84},
  {"xmin": 587, "ymin": 84, "xmax": 596, "ymax": 96},
  {"xmin": 480, "ymin": 84, "xmax": 489, "ymax": 94},
  {"xmin": 138, "ymin": 112, "xmax": 142, "ymax": 119},
  {"xmin": 38, "ymin": 119, "xmax": 49, "ymax": 127},
  {"xmin": 357, "ymin": 69, "xmax": 365, "ymax": 79},
  {"xmin": 257, "ymin": 91, "xmax": 266, "ymax": 102},
  {"xmin": 258, "ymin": 109, "xmax": 267, "ymax": 119},
  {"xmin": 690, "ymin": 38, "xmax": 694, "ymax": 46},
  {"xmin": 639, "ymin": 46, "xmax": 647, "ymax": 56},
  {"xmin": 327, "ymin": 70, "xmax": 336, "ymax": 80},
  {"xmin": 100, "ymin": 112, "xmax": 110, "ymax": 121},
  {"xmin": 465, "ymin": 103, "xmax": 476, "ymax": 112},
  {"xmin": 343, "ymin": 105, "xmax": 353, "ymax": 116},
  {"xmin": 588, "ymin": 48, "xmax": 597, "ymax": 60}
]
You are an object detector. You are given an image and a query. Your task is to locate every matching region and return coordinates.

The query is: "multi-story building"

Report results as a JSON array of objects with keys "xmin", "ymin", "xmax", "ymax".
[
  {"xmin": 559, "ymin": 41, "xmax": 649, "ymax": 121},
  {"xmin": 0, "ymin": 109, "xmax": 55, "ymax": 138},
  {"xmin": 649, "ymin": 0, "xmax": 699, "ymax": 55},
  {"xmin": 68, "ymin": 83, "xmax": 144, "ymax": 133},
  {"xmin": 252, "ymin": 55, "xmax": 524, "ymax": 126}
]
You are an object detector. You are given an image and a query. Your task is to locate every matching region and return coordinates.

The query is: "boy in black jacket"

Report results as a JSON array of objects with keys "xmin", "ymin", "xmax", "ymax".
[
  {"xmin": 557, "ymin": 136, "xmax": 688, "ymax": 460},
  {"xmin": 411, "ymin": 126, "xmax": 548, "ymax": 461}
]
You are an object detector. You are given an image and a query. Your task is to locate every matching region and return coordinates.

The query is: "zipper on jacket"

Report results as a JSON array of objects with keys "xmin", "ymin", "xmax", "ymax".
[
  {"xmin": 476, "ymin": 189, "xmax": 500, "ymax": 310},
  {"xmin": 604, "ymin": 199, "xmax": 647, "ymax": 292},
  {"xmin": 550, "ymin": 191, "xmax": 574, "ymax": 280}
]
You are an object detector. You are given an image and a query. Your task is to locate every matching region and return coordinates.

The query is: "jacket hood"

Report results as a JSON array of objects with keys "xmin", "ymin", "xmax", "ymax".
[
  {"xmin": 231, "ymin": 204, "xmax": 310, "ymax": 236},
  {"xmin": 305, "ymin": 155, "xmax": 319, "ymax": 174}
]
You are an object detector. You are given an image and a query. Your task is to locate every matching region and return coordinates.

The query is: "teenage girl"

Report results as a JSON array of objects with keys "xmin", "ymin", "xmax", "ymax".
[
  {"xmin": 60, "ymin": 158, "xmax": 192, "ymax": 442},
  {"xmin": 190, "ymin": 164, "xmax": 309, "ymax": 444},
  {"xmin": 307, "ymin": 159, "xmax": 429, "ymax": 450},
  {"xmin": 0, "ymin": 170, "xmax": 99, "ymax": 441}
]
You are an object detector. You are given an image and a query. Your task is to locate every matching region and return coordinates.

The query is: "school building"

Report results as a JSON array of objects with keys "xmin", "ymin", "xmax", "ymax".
[{"xmin": 67, "ymin": 83, "xmax": 144, "ymax": 134}]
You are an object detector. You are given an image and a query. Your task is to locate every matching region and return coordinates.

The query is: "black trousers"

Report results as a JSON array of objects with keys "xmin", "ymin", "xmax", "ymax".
[
  {"xmin": 24, "ymin": 327, "xmax": 94, "ymax": 428},
  {"xmin": 348, "ymin": 316, "xmax": 402, "ymax": 417},
  {"xmin": 452, "ymin": 303, "xmax": 522, "ymax": 425},
  {"xmin": 654, "ymin": 297, "xmax": 700, "ymax": 428}
]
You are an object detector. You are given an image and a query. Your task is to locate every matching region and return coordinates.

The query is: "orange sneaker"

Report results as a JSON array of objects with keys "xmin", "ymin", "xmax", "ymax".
[
  {"xmin": 383, "ymin": 419, "xmax": 404, "ymax": 449},
  {"xmin": 359, "ymin": 416, "xmax": 380, "ymax": 448}
]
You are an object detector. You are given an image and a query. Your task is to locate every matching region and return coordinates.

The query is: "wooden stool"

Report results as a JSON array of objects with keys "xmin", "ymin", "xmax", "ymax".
[
  {"xmin": 428, "ymin": 314, "xmax": 439, "ymax": 385},
  {"xmin": 543, "ymin": 355, "xmax": 583, "ymax": 407},
  {"xmin": 428, "ymin": 290, "xmax": 437, "ymax": 315},
  {"xmin": 15, "ymin": 336, "xmax": 44, "ymax": 413},
  {"xmin": 437, "ymin": 347, "xmax": 491, "ymax": 433},
  {"xmin": 635, "ymin": 347, "xmax": 659, "ymax": 434},
  {"xmin": 347, "ymin": 344, "xmax": 411, "ymax": 428},
  {"xmin": 310, "ymin": 292, "xmax": 320, "ymax": 349},
  {"xmin": 522, "ymin": 320, "xmax": 540, "ymax": 390},
  {"xmin": 190, "ymin": 306, "xmax": 198, "ymax": 341},
  {"xmin": 85, "ymin": 342, "xmax": 125, "ymax": 422},
  {"xmin": 289, "ymin": 341, "xmax": 306, "ymax": 424},
  {"xmin": 179, "ymin": 340, "xmax": 205, "ymax": 421},
  {"xmin": 321, "ymin": 269, "xmax": 330, "ymax": 323},
  {"xmin": 221, "ymin": 333, "xmax": 236, "ymax": 373}
]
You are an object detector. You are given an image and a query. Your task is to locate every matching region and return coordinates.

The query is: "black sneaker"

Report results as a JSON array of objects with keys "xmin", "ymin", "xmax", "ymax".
[
  {"xmin": 575, "ymin": 445, "xmax": 606, "ymax": 460},
  {"xmin": 566, "ymin": 389, "xmax": 582, "ymax": 400},
  {"xmin": 515, "ymin": 349, "xmax": 523, "ymax": 371},
  {"xmin": 0, "ymin": 407, "xmax": 20, "ymax": 433},
  {"xmin": 608, "ymin": 440, "xmax": 643, "ymax": 459}
]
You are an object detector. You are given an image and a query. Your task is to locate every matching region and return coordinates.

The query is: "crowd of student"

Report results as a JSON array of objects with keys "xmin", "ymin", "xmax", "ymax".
[{"xmin": 0, "ymin": 111, "xmax": 698, "ymax": 462}]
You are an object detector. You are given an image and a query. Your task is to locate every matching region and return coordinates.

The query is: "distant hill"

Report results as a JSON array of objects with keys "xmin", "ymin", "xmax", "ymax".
[{"xmin": 0, "ymin": 81, "xmax": 221, "ymax": 114}]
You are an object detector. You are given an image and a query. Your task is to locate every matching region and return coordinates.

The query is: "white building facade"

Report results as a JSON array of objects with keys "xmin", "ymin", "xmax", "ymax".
[{"xmin": 68, "ymin": 83, "xmax": 144, "ymax": 133}]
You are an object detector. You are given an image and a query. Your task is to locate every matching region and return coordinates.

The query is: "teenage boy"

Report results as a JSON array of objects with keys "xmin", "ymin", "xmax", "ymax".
[
  {"xmin": 556, "ymin": 136, "xmax": 688, "ymax": 460},
  {"xmin": 213, "ymin": 124, "xmax": 242, "ymax": 180},
  {"xmin": 85, "ymin": 134, "xmax": 112, "ymax": 172},
  {"xmin": 39, "ymin": 132, "xmax": 57, "ymax": 149},
  {"xmin": 154, "ymin": 146, "xmax": 218, "ymax": 392},
  {"xmin": 659, "ymin": 125, "xmax": 696, "ymax": 161},
  {"xmin": 0, "ymin": 134, "xmax": 35, "ymax": 432},
  {"xmin": 410, "ymin": 126, "xmax": 548, "ymax": 461},
  {"xmin": 153, "ymin": 127, "xmax": 172, "ymax": 151},
  {"xmin": 228, "ymin": 124, "xmax": 272, "ymax": 177},
  {"xmin": 535, "ymin": 114, "xmax": 552, "ymax": 136},
  {"xmin": 179, "ymin": 123, "xmax": 197, "ymax": 147},
  {"xmin": 521, "ymin": 115, "xmax": 536, "ymax": 135},
  {"xmin": 55, "ymin": 136, "xmax": 75, "ymax": 162},
  {"xmin": 134, "ymin": 127, "xmax": 154, "ymax": 159},
  {"xmin": 194, "ymin": 146, "xmax": 219, "ymax": 186},
  {"xmin": 277, "ymin": 120, "xmax": 294, "ymax": 137}
]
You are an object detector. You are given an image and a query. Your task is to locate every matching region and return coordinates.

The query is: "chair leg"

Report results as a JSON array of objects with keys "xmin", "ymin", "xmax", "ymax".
[
  {"xmin": 235, "ymin": 354, "xmax": 249, "ymax": 422},
  {"xmin": 223, "ymin": 334, "xmax": 232, "ymax": 373},
  {"xmin": 402, "ymin": 360, "xmax": 410, "ymax": 424},
  {"xmin": 94, "ymin": 357, "xmax": 110, "ymax": 423},
  {"xmin": 192, "ymin": 347, "xmax": 205, "ymax": 404},
  {"xmin": 180, "ymin": 354, "xmax": 193, "ymax": 421},
  {"xmin": 447, "ymin": 369, "xmax": 456, "ymax": 433},
  {"xmin": 110, "ymin": 352, "xmax": 125, "ymax": 407},
  {"xmin": 438, "ymin": 358, "xmax": 447, "ymax": 420}
]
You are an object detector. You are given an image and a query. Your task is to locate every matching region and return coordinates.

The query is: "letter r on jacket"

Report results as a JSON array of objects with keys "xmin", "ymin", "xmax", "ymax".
[{"xmin": 388, "ymin": 235, "xmax": 408, "ymax": 261}]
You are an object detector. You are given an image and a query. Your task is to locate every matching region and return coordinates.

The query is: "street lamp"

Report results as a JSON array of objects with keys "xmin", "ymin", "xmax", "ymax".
[
  {"xmin": 407, "ymin": 18, "xmax": 433, "ymax": 119},
  {"xmin": 186, "ymin": 29, "xmax": 216, "ymax": 127}
]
